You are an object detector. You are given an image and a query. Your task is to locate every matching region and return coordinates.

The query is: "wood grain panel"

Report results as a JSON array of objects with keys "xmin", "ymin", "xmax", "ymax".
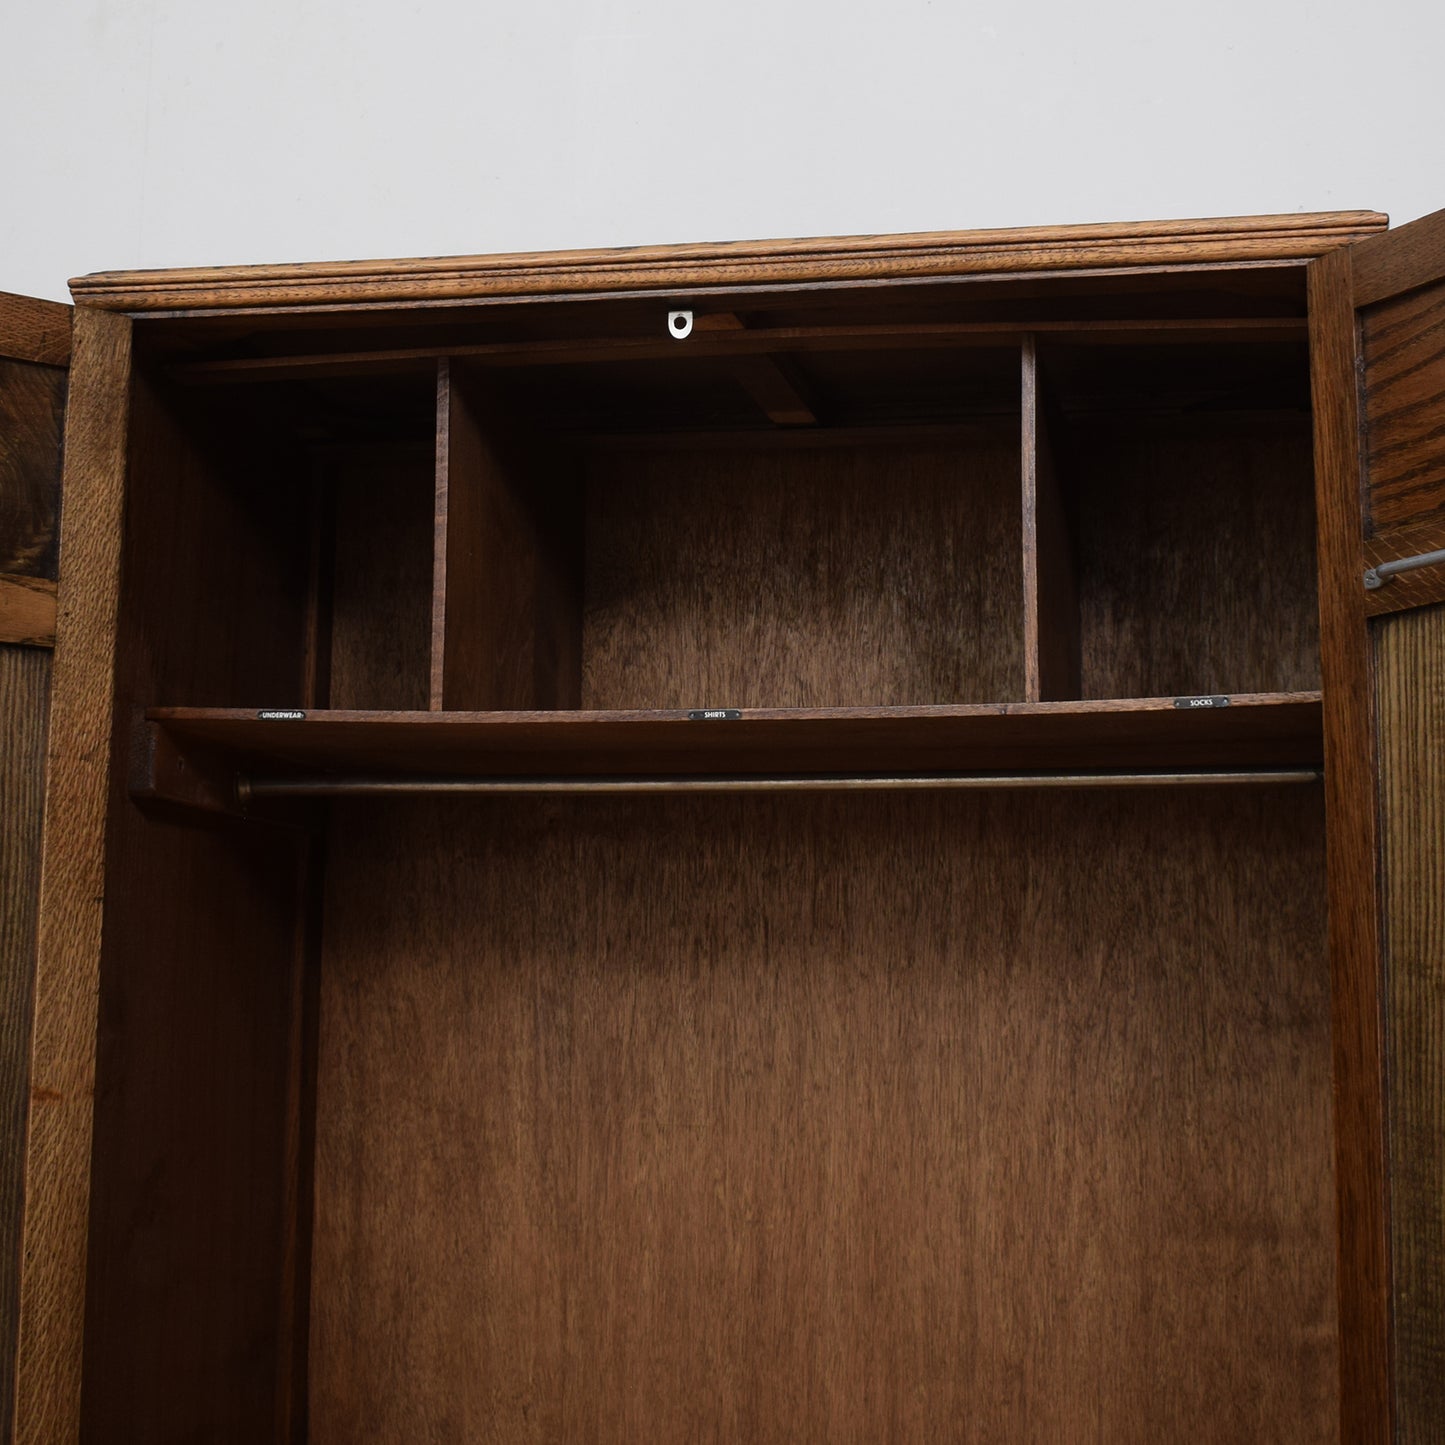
[
  {"xmin": 13, "ymin": 308, "xmax": 131, "ymax": 1445},
  {"xmin": 310, "ymin": 785, "xmax": 1336, "ymax": 1444},
  {"xmin": 1350, "ymin": 206, "xmax": 1445, "ymax": 309},
  {"xmin": 1073, "ymin": 412, "xmax": 1319, "ymax": 699},
  {"xmin": 326, "ymin": 443, "xmax": 434, "ymax": 709},
  {"xmin": 0, "ymin": 294, "xmax": 70, "ymax": 369},
  {"xmin": 1360, "ymin": 278, "xmax": 1445, "ymax": 535},
  {"xmin": 583, "ymin": 433, "xmax": 1023, "ymax": 709},
  {"xmin": 68, "ymin": 211, "xmax": 1387, "ymax": 312},
  {"xmin": 0, "ymin": 649, "xmax": 49, "ymax": 1445},
  {"xmin": 1308, "ymin": 247, "xmax": 1392, "ymax": 1445},
  {"xmin": 0, "ymin": 576, "xmax": 56, "ymax": 648},
  {"xmin": 432, "ymin": 362, "xmax": 581, "ymax": 710},
  {"xmin": 0, "ymin": 359, "xmax": 66, "ymax": 581},
  {"xmin": 1375, "ymin": 602, "xmax": 1445, "ymax": 1444}
]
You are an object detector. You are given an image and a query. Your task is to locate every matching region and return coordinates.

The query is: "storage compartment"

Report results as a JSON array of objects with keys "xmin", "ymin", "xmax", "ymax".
[
  {"xmin": 440, "ymin": 349, "xmax": 1025, "ymax": 710},
  {"xmin": 87, "ymin": 268, "xmax": 1340, "ymax": 1433},
  {"xmin": 77, "ymin": 783, "xmax": 1338, "ymax": 1441},
  {"xmin": 141, "ymin": 346, "xmax": 1027, "ymax": 715},
  {"xmin": 150, "ymin": 329, "xmax": 1322, "ymax": 720},
  {"xmin": 323, "ymin": 439, "xmax": 435, "ymax": 710},
  {"xmin": 580, "ymin": 429, "xmax": 1021, "ymax": 708},
  {"xmin": 302, "ymin": 788, "xmax": 1335, "ymax": 1441},
  {"xmin": 123, "ymin": 365, "xmax": 438, "ymax": 712},
  {"xmin": 1029, "ymin": 340, "xmax": 1319, "ymax": 701}
]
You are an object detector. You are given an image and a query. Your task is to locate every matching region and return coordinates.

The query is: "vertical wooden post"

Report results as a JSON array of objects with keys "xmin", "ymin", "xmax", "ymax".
[
  {"xmin": 1021, "ymin": 335, "xmax": 1080, "ymax": 702},
  {"xmin": 1308, "ymin": 246, "xmax": 1393, "ymax": 1445},
  {"xmin": 13, "ymin": 306, "xmax": 132, "ymax": 1445}
]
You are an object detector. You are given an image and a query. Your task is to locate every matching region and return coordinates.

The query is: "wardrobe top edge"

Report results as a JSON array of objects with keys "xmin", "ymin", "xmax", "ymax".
[{"xmin": 67, "ymin": 211, "xmax": 1389, "ymax": 315}]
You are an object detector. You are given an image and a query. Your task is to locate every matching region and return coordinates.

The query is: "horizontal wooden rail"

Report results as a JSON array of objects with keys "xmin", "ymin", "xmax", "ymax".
[
  {"xmin": 170, "ymin": 316, "xmax": 1309, "ymax": 384},
  {"xmin": 0, "ymin": 573, "xmax": 57, "ymax": 647},
  {"xmin": 239, "ymin": 768, "xmax": 1324, "ymax": 800}
]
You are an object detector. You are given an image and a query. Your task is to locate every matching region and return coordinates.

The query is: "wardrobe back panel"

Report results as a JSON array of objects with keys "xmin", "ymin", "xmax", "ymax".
[
  {"xmin": 325, "ymin": 441, "xmax": 434, "ymax": 710},
  {"xmin": 1072, "ymin": 412, "xmax": 1319, "ymax": 699},
  {"xmin": 580, "ymin": 433, "xmax": 1023, "ymax": 709},
  {"xmin": 310, "ymin": 787, "xmax": 1336, "ymax": 1444}
]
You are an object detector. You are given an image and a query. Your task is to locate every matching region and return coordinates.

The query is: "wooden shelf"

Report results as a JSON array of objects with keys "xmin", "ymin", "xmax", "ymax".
[{"xmin": 138, "ymin": 693, "xmax": 1324, "ymax": 813}]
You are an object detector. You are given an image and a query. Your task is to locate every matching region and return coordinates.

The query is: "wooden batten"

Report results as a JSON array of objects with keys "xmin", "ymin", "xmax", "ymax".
[
  {"xmin": 1021, "ymin": 337, "xmax": 1080, "ymax": 701},
  {"xmin": 727, "ymin": 354, "xmax": 818, "ymax": 427}
]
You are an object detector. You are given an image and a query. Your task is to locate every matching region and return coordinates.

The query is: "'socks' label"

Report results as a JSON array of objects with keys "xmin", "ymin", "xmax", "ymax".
[
  {"xmin": 258, "ymin": 709, "xmax": 307, "ymax": 721},
  {"xmin": 688, "ymin": 709, "xmax": 742, "ymax": 721},
  {"xmin": 1173, "ymin": 695, "xmax": 1230, "ymax": 709}
]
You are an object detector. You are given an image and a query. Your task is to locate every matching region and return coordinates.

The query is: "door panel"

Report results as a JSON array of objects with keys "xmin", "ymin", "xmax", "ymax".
[
  {"xmin": 0, "ymin": 359, "xmax": 65, "ymax": 581},
  {"xmin": 1360, "ymin": 279, "xmax": 1445, "ymax": 530},
  {"xmin": 1375, "ymin": 602, "xmax": 1445, "ymax": 1441},
  {"xmin": 0, "ymin": 289, "xmax": 70, "ymax": 1445},
  {"xmin": 0, "ymin": 293, "xmax": 68, "ymax": 651},
  {"xmin": 1311, "ymin": 207, "xmax": 1445, "ymax": 1445},
  {"xmin": 1347, "ymin": 222, "xmax": 1445, "ymax": 616}
]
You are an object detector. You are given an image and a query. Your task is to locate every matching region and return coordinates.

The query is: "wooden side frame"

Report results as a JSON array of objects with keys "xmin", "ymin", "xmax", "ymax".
[
  {"xmin": 12, "ymin": 308, "xmax": 132, "ymax": 1445},
  {"xmin": 1308, "ymin": 248, "xmax": 1392, "ymax": 1445}
]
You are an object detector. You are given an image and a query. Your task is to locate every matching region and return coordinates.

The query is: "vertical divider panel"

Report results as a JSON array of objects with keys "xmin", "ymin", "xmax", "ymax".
[
  {"xmin": 302, "ymin": 467, "xmax": 335, "ymax": 710},
  {"xmin": 1021, "ymin": 336, "xmax": 1081, "ymax": 701},
  {"xmin": 431, "ymin": 358, "xmax": 581, "ymax": 711},
  {"xmin": 430, "ymin": 359, "xmax": 452, "ymax": 711}
]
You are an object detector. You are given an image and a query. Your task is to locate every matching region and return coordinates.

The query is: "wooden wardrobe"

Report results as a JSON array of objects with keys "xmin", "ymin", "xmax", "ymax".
[{"xmin": 0, "ymin": 209, "xmax": 1441, "ymax": 1443}]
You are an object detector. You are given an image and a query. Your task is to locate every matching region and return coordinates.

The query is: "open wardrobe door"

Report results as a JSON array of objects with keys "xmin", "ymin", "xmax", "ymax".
[
  {"xmin": 1311, "ymin": 208, "xmax": 1445, "ymax": 1445},
  {"xmin": 0, "ymin": 290, "xmax": 70, "ymax": 1443}
]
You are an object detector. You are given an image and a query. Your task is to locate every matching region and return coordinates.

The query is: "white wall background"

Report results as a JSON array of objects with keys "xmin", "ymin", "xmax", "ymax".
[{"xmin": 3, "ymin": 0, "xmax": 1442, "ymax": 303}]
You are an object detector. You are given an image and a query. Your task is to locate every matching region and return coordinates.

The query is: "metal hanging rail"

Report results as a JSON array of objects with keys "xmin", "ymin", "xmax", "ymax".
[
  {"xmin": 237, "ymin": 768, "xmax": 1323, "ymax": 802},
  {"xmin": 1364, "ymin": 546, "xmax": 1445, "ymax": 590}
]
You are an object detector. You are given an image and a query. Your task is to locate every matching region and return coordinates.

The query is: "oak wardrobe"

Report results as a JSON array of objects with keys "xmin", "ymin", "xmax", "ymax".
[{"xmin": 0, "ymin": 209, "xmax": 1442, "ymax": 1442}]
